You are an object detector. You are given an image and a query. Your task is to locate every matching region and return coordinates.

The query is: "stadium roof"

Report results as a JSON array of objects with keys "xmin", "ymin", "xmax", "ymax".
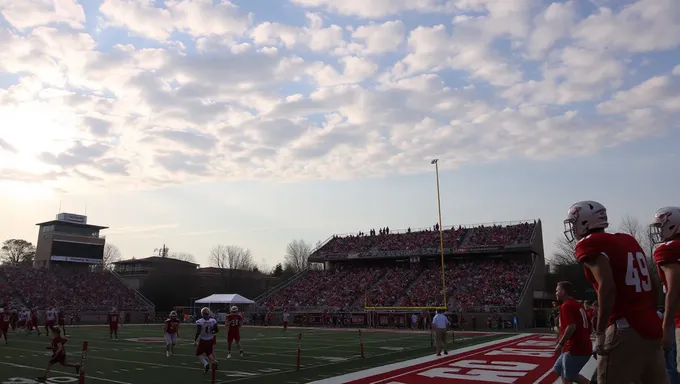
[
  {"xmin": 113, "ymin": 256, "xmax": 199, "ymax": 267},
  {"xmin": 35, "ymin": 220, "xmax": 109, "ymax": 230}
]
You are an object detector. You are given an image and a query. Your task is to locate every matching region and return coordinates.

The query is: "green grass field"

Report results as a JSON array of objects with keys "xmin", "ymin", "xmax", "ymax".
[{"xmin": 0, "ymin": 325, "xmax": 507, "ymax": 384}]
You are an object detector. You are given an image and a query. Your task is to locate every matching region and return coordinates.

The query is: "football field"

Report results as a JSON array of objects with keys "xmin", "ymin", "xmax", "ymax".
[{"xmin": 0, "ymin": 324, "xmax": 515, "ymax": 384}]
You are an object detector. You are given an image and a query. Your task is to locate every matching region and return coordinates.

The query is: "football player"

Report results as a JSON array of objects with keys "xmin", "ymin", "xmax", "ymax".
[
  {"xmin": 45, "ymin": 307, "xmax": 56, "ymax": 337},
  {"xmin": 195, "ymin": 307, "xmax": 218, "ymax": 374},
  {"xmin": 553, "ymin": 281, "xmax": 592, "ymax": 383},
  {"xmin": 0, "ymin": 308, "xmax": 9, "ymax": 344},
  {"xmin": 36, "ymin": 328, "xmax": 80, "ymax": 382},
  {"xmin": 226, "ymin": 306, "xmax": 244, "ymax": 359},
  {"xmin": 651, "ymin": 207, "xmax": 680, "ymax": 383},
  {"xmin": 108, "ymin": 308, "xmax": 120, "ymax": 340},
  {"xmin": 164, "ymin": 311, "xmax": 181, "ymax": 357},
  {"xmin": 564, "ymin": 200, "xmax": 668, "ymax": 383}
]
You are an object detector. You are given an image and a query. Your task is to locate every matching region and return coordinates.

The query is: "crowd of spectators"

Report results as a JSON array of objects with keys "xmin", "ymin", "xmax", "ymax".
[
  {"xmin": 462, "ymin": 222, "xmax": 535, "ymax": 248},
  {"xmin": 316, "ymin": 222, "xmax": 535, "ymax": 256},
  {"xmin": 266, "ymin": 266, "xmax": 386, "ymax": 309},
  {"xmin": 262, "ymin": 224, "xmax": 537, "ymax": 311},
  {"xmin": 263, "ymin": 260, "xmax": 532, "ymax": 312},
  {"xmin": 0, "ymin": 265, "xmax": 151, "ymax": 311}
]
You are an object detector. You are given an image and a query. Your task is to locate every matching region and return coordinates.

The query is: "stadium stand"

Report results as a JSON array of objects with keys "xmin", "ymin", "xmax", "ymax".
[
  {"xmin": 259, "ymin": 221, "xmax": 543, "ymax": 322},
  {"xmin": 0, "ymin": 265, "xmax": 152, "ymax": 311}
]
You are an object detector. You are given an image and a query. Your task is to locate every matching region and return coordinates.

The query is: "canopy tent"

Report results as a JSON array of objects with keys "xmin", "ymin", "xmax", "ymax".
[{"xmin": 194, "ymin": 293, "xmax": 255, "ymax": 305}]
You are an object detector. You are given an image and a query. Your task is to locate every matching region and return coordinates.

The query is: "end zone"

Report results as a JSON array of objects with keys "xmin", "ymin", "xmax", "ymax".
[{"xmin": 310, "ymin": 333, "xmax": 559, "ymax": 384}]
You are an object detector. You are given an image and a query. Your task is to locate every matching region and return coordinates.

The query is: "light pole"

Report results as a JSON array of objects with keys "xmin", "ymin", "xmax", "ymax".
[{"xmin": 431, "ymin": 159, "xmax": 447, "ymax": 310}]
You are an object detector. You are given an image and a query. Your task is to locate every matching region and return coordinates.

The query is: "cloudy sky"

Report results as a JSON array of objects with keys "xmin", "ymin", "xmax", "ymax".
[{"xmin": 0, "ymin": 0, "xmax": 679, "ymax": 268}]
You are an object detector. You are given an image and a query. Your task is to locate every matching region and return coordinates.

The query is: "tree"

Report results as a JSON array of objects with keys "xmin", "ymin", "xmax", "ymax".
[
  {"xmin": 154, "ymin": 244, "xmax": 169, "ymax": 258},
  {"xmin": 0, "ymin": 239, "xmax": 35, "ymax": 265},
  {"xmin": 619, "ymin": 215, "xmax": 653, "ymax": 254},
  {"xmin": 551, "ymin": 236, "xmax": 577, "ymax": 266},
  {"xmin": 209, "ymin": 245, "xmax": 255, "ymax": 270},
  {"xmin": 102, "ymin": 243, "xmax": 122, "ymax": 269},
  {"xmin": 272, "ymin": 263, "xmax": 284, "ymax": 277},
  {"xmin": 284, "ymin": 239, "xmax": 312, "ymax": 273},
  {"xmin": 618, "ymin": 214, "xmax": 659, "ymax": 286},
  {"xmin": 169, "ymin": 252, "xmax": 196, "ymax": 264}
]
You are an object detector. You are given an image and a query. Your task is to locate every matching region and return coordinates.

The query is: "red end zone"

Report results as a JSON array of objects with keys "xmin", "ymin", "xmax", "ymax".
[{"xmin": 312, "ymin": 334, "xmax": 559, "ymax": 384}]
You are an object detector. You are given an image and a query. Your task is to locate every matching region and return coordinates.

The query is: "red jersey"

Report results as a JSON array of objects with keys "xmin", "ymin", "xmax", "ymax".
[
  {"xmin": 559, "ymin": 298, "xmax": 592, "ymax": 356},
  {"xmin": 108, "ymin": 313, "xmax": 120, "ymax": 324},
  {"xmin": 585, "ymin": 308, "xmax": 596, "ymax": 333},
  {"xmin": 164, "ymin": 318, "xmax": 180, "ymax": 334},
  {"xmin": 0, "ymin": 313, "xmax": 9, "ymax": 328},
  {"xmin": 654, "ymin": 240, "xmax": 680, "ymax": 328},
  {"xmin": 50, "ymin": 337, "xmax": 68, "ymax": 354},
  {"xmin": 575, "ymin": 232, "xmax": 661, "ymax": 339},
  {"xmin": 226, "ymin": 314, "xmax": 243, "ymax": 331}
]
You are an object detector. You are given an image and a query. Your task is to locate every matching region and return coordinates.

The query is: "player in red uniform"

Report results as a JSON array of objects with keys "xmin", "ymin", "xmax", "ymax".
[
  {"xmin": 651, "ymin": 207, "xmax": 680, "ymax": 380},
  {"xmin": 36, "ymin": 328, "xmax": 80, "ymax": 382},
  {"xmin": 31, "ymin": 308, "xmax": 41, "ymax": 335},
  {"xmin": 553, "ymin": 281, "xmax": 593, "ymax": 382},
  {"xmin": 164, "ymin": 311, "xmax": 181, "ymax": 357},
  {"xmin": 226, "ymin": 306, "xmax": 244, "ymax": 358},
  {"xmin": 564, "ymin": 200, "xmax": 668, "ymax": 383},
  {"xmin": 108, "ymin": 308, "xmax": 120, "ymax": 340},
  {"xmin": 0, "ymin": 308, "xmax": 9, "ymax": 344},
  {"xmin": 57, "ymin": 309, "xmax": 67, "ymax": 336},
  {"xmin": 583, "ymin": 301, "xmax": 596, "ymax": 335}
]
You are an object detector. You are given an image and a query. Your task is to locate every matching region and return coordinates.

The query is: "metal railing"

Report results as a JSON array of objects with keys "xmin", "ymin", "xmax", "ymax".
[
  {"xmin": 110, "ymin": 270, "xmax": 155, "ymax": 311},
  {"xmin": 254, "ymin": 268, "xmax": 309, "ymax": 303}
]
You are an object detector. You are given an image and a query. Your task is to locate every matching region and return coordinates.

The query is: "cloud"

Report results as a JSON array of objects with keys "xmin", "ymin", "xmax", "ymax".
[
  {"xmin": 99, "ymin": 0, "xmax": 251, "ymax": 41},
  {"xmin": 0, "ymin": 138, "xmax": 18, "ymax": 153},
  {"xmin": 0, "ymin": 0, "xmax": 86, "ymax": 30},
  {"xmin": 0, "ymin": 0, "xmax": 678, "ymax": 188}
]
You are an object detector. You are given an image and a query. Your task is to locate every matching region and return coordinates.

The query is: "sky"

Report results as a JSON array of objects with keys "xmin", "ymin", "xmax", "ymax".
[{"xmin": 0, "ymin": 0, "xmax": 679, "ymax": 269}]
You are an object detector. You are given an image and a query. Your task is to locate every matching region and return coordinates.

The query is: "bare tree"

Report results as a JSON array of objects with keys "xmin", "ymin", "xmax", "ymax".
[
  {"xmin": 618, "ymin": 214, "xmax": 659, "ymax": 280},
  {"xmin": 102, "ymin": 243, "xmax": 122, "ymax": 269},
  {"xmin": 284, "ymin": 239, "xmax": 312, "ymax": 273},
  {"xmin": 619, "ymin": 215, "xmax": 652, "ymax": 254},
  {"xmin": 551, "ymin": 236, "xmax": 577, "ymax": 265},
  {"xmin": 210, "ymin": 245, "xmax": 254, "ymax": 270},
  {"xmin": 0, "ymin": 239, "xmax": 35, "ymax": 265},
  {"xmin": 169, "ymin": 252, "xmax": 196, "ymax": 264}
]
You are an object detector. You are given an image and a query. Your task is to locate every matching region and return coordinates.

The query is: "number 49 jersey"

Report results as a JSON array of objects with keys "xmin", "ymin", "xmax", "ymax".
[
  {"xmin": 654, "ymin": 240, "xmax": 680, "ymax": 328},
  {"xmin": 575, "ymin": 232, "xmax": 661, "ymax": 339}
]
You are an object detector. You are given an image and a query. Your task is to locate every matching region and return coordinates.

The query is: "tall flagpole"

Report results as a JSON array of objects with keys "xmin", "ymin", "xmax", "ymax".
[{"xmin": 431, "ymin": 159, "xmax": 447, "ymax": 310}]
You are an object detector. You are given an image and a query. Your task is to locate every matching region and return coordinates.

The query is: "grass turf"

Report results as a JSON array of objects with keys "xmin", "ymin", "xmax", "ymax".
[{"xmin": 0, "ymin": 325, "xmax": 509, "ymax": 384}]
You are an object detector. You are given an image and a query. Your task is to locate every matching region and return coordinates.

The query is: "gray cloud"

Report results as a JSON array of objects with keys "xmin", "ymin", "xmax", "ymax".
[
  {"xmin": 38, "ymin": 142, "xmax": 110, "ymax": 168},
  {"xmin": 0, "ymin": 138, "xmax": 18, "ymax": 153}
]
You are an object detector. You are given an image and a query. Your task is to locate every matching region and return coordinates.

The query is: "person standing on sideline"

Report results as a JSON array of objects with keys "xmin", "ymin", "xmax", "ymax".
[
  {"xmin": 513, "ymin": 315, "xmax": 519, "ymax": 331},
  {"xmin": 432, "ymin": 310, "xmax": 450, "ymax": 356}
]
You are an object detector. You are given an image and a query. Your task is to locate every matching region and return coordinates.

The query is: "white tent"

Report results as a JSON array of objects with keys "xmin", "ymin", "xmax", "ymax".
[{"xmin": 194, "ymin": 293, "xmax": 254, "ymax": 305}]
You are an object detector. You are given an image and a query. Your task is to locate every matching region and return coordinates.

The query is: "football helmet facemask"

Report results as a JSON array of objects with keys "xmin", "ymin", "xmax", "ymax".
[
  {"xmin": 564, "ymin": 200, "xmax": 609, "ymax": 242},
  {"xmin": 650, "ymin": 207, "xmax": 680, "ymax": 244}
]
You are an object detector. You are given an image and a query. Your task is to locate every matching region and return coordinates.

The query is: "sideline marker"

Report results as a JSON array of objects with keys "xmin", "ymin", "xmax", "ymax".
[
  {"xmin": 211, "ymin": 361, "xmax": 217, "ymax": 384},
  {"xmin": 79, "ymin": 341, "xmax": 88, "ymax": 384},
  {"xmin": 296, "ymin": 333, "xmax": 303, "ymax": 370},
  {"xmin": 359, "ymin": 330, "xmax": 365, "ymax": 358}
]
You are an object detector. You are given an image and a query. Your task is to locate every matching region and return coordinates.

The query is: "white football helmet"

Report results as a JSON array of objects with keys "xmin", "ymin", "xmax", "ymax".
[
  {"xmin": 564, "ymin": 200, "xmax": 609, "ymax": 242},
  {"xmin": 200, "ymin": 307, "xmax": 211, "ymax": 319},
  {"xmin": 230, "ymin": 306, "xmax": 238, "ymax": 313},
  {"xmin": 649, "ymin": 207, "xmax": 680, "ymax": 244},
  {"xmin": 169, "ymin": 311, "xmax": 177, "ymax": 318}
]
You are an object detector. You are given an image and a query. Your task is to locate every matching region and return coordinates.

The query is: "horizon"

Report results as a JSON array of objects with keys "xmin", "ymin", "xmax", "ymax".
[{"xmin": 1, "ymin": 0, "xmax": 679, "ymax": 268}]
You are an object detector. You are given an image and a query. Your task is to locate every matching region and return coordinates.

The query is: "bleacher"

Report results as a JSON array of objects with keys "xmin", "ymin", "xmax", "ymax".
[
  {"xmin": 260, "ymin": 221, "xmax": 540, "ymax": 314},
  {"xmin": 0, "ymin": 265, "xmax": 153, "ymax": 312}
]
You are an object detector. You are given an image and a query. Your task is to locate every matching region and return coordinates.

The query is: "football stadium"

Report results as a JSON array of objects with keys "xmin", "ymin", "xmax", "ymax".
[{"xmin": 0, "ymin": 213, "xmax": 568, "ymax": 384}]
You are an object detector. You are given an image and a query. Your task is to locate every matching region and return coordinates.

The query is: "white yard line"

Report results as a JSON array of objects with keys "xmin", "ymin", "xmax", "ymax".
[{"xmin": 0, "ymin": 361, "xmax": 132, "ymax": 384}]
